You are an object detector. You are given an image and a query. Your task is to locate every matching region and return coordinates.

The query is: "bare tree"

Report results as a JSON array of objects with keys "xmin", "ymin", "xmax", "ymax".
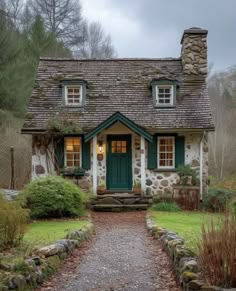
[
  {"xmin": 29, "ymin": 0, "xmax": 85, "ymax": 46},
  {"xmin": 75, "ymin": 21, "xmax": 116, "ymax": 58},
  {"xmin": 0, "ymin": 0, "xmax": 23, "ymax": 26}
]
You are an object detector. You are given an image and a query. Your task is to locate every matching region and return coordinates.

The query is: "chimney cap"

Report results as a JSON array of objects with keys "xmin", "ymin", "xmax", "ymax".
[{"xmin": 181, "ymin": 27, "xmax": 208, "ymax": 44}]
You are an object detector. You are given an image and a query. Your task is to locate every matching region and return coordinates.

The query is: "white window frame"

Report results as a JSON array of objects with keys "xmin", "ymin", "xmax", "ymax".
[
  {"xmin": 65, "ymin": 85, "xmax": 83, "ymax": 106},
  {"xmin": 64, "ymin": 137, "xmax": 82, "ymax": 168},
  {"xmin": 158, "ymin": 136, "xmax": 175, "ymax": 169},
  {"xmin": 156, "ymin": 85, "xmax": 174, "ymax": 106}
]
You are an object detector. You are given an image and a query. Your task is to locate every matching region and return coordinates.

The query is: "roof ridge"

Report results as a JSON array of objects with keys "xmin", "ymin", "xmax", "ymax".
[{"xmin": 39, "ymin": 57, "xmax": 181, "ymax": 62}]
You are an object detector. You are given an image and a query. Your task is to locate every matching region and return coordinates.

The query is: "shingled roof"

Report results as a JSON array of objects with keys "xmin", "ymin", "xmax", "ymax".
[{"xmin": 22, "ymin": 57, "xmax": 214, "ymax": 134}]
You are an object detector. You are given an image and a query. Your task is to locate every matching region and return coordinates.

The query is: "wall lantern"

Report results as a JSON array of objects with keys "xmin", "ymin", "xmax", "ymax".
[{"xmin": 98, "ymin": 140, "xmax": 103, "ymax": 153}]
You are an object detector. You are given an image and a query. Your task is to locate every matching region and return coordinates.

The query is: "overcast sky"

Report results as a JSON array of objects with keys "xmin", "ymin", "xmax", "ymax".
[{"xmin": 80, "ymin": 0, "xmax": 236, "ymax": 72}]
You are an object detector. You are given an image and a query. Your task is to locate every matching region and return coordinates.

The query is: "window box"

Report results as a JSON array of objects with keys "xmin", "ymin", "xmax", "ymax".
[{"xmin": 60, "ymin": 167, "xmax": 86, "ymax": 177}]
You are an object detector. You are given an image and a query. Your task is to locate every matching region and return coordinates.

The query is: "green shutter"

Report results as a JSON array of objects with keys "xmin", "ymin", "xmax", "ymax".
[
  {"xmin": 147, "ymin": 137, "xmax": 157, "ymax": 169},
  {"xmin": 82, "ymin": 140, "xmax": 91, "ymax": 169},
  {"xmin": 175, "ymin": 136, "xmax": 185, "ymax": 168},
  {"xmin": 55, "ymin": 138, "xmax": 64, "ymax": 169}
]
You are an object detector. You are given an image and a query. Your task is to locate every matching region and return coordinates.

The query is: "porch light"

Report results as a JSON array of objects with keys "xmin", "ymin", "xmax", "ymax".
[{"xmin": 98, "ymin": 141, "xmax": 103, "ymax": 153}]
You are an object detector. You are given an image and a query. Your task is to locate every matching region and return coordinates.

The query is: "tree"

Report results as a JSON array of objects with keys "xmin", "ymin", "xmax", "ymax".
[
  {"xmin": 27, "ymin": 15, "xmax": 71, "ymax": 63},
  {"xmin": 29, "ymin": 0, "xmax": 85, "ymax": 46},
  {"xmin": 208, "ymin": 67, "xmax": 236, "ymax": 181},
  {"xmin": 75, "ymin": 21, "xmax": 116, "ymax": 58},
  {"xmin": 0, "ymin": 0, "xmax": 23, "ymax": 27}
]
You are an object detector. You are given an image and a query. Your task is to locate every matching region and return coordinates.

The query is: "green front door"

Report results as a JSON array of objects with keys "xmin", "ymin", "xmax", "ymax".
[{"xmin": 107, "ymin": 135, "xmax": 132, "ymax": 190}]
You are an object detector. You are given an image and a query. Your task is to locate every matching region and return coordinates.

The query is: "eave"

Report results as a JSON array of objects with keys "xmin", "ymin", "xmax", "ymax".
[{"xmin": 84, "ymin": 112, "xmax": 153, "ymax": 143}]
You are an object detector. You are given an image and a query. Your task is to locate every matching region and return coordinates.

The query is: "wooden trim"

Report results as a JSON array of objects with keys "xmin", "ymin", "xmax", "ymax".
[
  {"xmin": 84, "ymin": 112, "xmax": 153, "ymax": 143},
  {"xmin": 92, "ymin": 135, "xmax": 97, "ymax": 195},
  {"xmin": 140, "ymin": 136, "xmax": 146, "ymax": 194}
]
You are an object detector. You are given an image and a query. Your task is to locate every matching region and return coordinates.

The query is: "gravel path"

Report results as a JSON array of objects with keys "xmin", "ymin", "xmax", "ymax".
[{"xmin": 39, "ymin": 212, "xmax": 179, "ymax": 291}]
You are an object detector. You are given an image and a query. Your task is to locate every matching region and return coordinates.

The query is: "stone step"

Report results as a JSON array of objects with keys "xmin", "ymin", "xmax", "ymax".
[
  {"xmin": 97, "ymin": 193, "xmax": 152, "ymax": 199},
  {"xmin": 93, "ymin": 195, "xmax": 153, "ymax": 206},
  {"xmin": 93, "ymin": 204, "xmax": 148, "ymax": 212}
]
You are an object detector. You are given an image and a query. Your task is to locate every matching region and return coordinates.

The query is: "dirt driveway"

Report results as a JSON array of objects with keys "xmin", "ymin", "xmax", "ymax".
[{"xmin": 39, "ymin": 211, "xmax": 179, "ymax": 291}]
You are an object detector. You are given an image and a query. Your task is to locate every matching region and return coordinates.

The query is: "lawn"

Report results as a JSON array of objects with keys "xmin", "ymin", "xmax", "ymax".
[
  {"xmin": 23, "ymin": 219, "xmax": 89, "ymax": 248},
  {"xmin": 149, "ymin": 211, "xmax": 221, "ymax": 251},
  {"xmin": 0, "ymin": 219, "xmax": 89, "ymax": 265}
]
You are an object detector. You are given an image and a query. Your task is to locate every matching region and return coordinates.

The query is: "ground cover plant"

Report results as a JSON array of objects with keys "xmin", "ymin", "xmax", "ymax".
[
  {"xmin": 149, "ymin": 210, "xmax": 221, "ymax": 251},
  {"xmin": 150, "ymin": 202, "xmax": 181, "ymax": 212}
]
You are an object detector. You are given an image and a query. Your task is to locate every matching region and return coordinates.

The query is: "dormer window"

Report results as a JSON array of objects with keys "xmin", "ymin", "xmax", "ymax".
[
  {"xmin": 65, "ymin": 85, "xmax": 82, "ymax": 106},
  {"xmin": 60, "ymin": 80, "xmax": 87, "ymax": 107},
  {"xmin": 156, "ymin": 85, "xmax": 174, "ymax": 106},
  {"xmin": 151, "ymin": 79, "xmax": 176, "ymax": 108}
]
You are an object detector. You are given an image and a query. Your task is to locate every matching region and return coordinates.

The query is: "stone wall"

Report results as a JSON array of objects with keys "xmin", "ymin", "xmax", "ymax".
[
  {"xmin": 31, "ymin": 131, "xmax": 208, "ymax": 197},
  {"xmin": 138, "ymin": 132, "xmax": 205, "ymax": 200},
  {"xmin": 181, "ymin": 28, "xmax": 208, "ymax": 75}
]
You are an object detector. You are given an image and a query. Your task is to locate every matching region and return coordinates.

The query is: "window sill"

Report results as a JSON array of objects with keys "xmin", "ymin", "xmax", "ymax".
[
  {"xmin": 63, "ymin": 105, "xmax": 84, "ymax": 108},
  {"xmin": 152, "ymin": 169, "xmax": 177, "ymax": 172},
  {"xmin": 154, "ymin": 105, "xmax": 176, "ymax": 109}
]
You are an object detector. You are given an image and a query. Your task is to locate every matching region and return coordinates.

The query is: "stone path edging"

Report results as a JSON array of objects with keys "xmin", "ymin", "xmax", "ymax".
[
  {"xmin": 0, "ymin": 222, "xmax": 94, "ymax": 291},
  {"xmin": 146, "ymin": 215, "xmax": 233, "ymax": 291}
]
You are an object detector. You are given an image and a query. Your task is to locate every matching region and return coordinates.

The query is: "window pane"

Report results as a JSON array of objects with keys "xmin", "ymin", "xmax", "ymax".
[
  {"xmin": 74, "ymin": 160, "xmax": 80, "ymax": 166},
  {"xmin": 67, "ymin": 154, "xmax": 73, "ymax": 160},
  {"xmin": 158, "ymin": 137, "xmax": 174, "ymax": 168},
  {"xmin": 65, "ymin": 138, "xmax": 81, "ymax": 167},
  {"xmin": 67, "ymin": 160, "xmax": 73, "ymax": 167}
]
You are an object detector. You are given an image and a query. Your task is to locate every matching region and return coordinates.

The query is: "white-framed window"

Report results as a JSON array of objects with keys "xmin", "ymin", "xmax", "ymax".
[
  {"xmin": 156, "ymin": 85, "xmax": 174, "ymax": 106},
  {"xmin": 64, "ymin": 137, "xmax": 81, "ymax": 167},
  {"xmin": 65, "ymin": 85, "xmax": 83, "ymax": 106},
  {"xmin": 158, "ymin": 136, "xmax": 175, "ymax": 169}
]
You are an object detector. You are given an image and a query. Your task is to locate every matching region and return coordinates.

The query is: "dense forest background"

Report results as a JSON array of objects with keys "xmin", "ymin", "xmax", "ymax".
[{"xmin": 0, "ymin": 0, "xmax": 235, "ymax": 189}]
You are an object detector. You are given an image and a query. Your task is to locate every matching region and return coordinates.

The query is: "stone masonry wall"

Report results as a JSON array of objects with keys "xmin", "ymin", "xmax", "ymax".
[
  {"xmin": 32, "ymin": 132, "xmax": 208, "ymax": 196},
  {"xmin": 181, "ymin": 28, "xmax": 208, "ymax": 75},
  {"xmin": 136, "ymin": 132, "xmax": 207, "ymax": 200}
]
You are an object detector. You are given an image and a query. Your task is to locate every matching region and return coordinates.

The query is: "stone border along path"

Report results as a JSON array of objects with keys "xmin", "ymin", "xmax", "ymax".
[
  {"xmin": 38, "ymin": 212, "xmax": 179, "ymax": 291},
  {"xmin": 146, "ymin": 215, "xmax": 234, "ymax": 291}
]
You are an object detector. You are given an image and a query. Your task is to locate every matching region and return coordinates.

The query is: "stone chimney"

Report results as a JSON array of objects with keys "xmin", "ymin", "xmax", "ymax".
[{"xmin": 181, "ymin": 27, "xmax": 208, "ymax": 76}]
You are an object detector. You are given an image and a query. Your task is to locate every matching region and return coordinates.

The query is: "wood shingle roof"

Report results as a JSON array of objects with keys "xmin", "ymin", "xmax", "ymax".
[{"xmin": 22, "ymin": 57, "xmax": 214, "ymax": 133}]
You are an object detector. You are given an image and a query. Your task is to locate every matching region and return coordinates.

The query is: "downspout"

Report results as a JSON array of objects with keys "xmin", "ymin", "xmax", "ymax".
[{"xmin": 199, "ymin": 131, "xmax": 206, "ymax": 200}]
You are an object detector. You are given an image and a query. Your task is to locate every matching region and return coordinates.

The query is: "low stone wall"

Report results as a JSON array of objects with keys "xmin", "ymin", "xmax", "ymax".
[
  {"xmin": 0, "ymin": 223, "xmax": 94, "ymax": 290},
  {"xmin": 146, "ymin": 216, "xmax": 233, "ymax": 291}
]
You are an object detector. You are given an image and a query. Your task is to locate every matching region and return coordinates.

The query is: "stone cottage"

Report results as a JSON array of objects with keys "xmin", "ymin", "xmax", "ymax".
[{"xmin": 22, "ymin": 27, "xmax": 214, "ymax": 202}]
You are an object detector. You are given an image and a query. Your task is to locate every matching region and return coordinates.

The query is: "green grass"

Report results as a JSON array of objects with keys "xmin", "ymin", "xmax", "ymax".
[
  {"xmin": 149, "ymin": 211, "xmax": 221, "ymax": 251},
  {"xmin": 23, "ymin": 219, "xmax": 88, "ymax": 248}
]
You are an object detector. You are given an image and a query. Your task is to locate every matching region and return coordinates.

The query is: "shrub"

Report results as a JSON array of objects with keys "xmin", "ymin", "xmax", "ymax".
[
  {"xmin": 202, "ymin": 188, "xmax": 235, "ymax": 212},
  {"xmin": 197, "ymin": 213, "xmax": 236, "ymax": 288},
  {"xmin": 0, "ymin": 193, "xmax": 28, "ymax": 248},
  {"xmin": 19, "ymin": 175, "xmax": 88, "ymax": 219},
  {"xmin": 150, "ymin": 202, "xmax": 181, "ymax": 212},
  {"xmin": 176, "ymin": 165, "xmax": 198, "ymax": 185}
]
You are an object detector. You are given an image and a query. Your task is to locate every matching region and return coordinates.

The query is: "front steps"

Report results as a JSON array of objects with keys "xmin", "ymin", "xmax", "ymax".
[{"xmin": 92, "ymin": 193, "xmax": 153, "ymax": 212}]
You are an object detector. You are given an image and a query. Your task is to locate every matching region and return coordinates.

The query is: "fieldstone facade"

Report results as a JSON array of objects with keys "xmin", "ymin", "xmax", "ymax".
[
  {"xmin": 32, "ymin": 130, "xmax": 208, "ymax": 199},
  {"xmin": 181, "ymin": 28, "xmax": 208, "ymax": 75}
]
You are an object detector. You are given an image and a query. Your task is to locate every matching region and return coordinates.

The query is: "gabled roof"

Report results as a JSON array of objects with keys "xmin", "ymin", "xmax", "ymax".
[
  {"xmin": 22, "ymin": 58, "xmax": 214, "ymax": 134},
  {"xmin": 84, "ymin": 112, "xmax": 153, "ymax": 142}
]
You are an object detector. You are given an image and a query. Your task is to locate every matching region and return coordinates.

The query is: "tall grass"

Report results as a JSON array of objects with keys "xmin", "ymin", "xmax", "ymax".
[{"xmin": 197, "ymin": 213, "xmax": 236, "ymax": 288}]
